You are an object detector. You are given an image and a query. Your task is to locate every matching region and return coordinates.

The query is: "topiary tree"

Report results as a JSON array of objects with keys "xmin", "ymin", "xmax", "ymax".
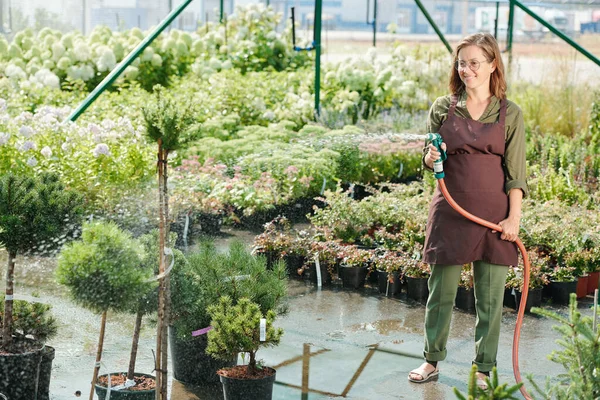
[
  {"xmin": 127, "ymin": 230, "xmax": 185, "ymax": 382},
  {"xmin": 206, "ymin": 296, "xmax": 283, "ymax": 376},
  {"xmin": 0, "ymin": 173, "xmax": 82, "ymax": 351},
  {"xmin": 56, "ymin": 221, "xmax": 152, "ymax": 400},
  {"xmin": 142, "ymin": 85, "xmax": 198, "ymax": 400}
]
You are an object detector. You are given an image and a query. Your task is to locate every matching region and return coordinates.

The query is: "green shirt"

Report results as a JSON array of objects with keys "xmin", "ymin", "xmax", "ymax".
[{"xmin": 424, "ymin": 92, "xmax": 529, "ymax": 197}]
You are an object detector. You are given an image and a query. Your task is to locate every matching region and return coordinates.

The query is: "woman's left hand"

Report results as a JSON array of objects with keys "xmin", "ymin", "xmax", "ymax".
[{"xmin": 493, "ymin": 217, "xmax": 520, "ymax": 242}]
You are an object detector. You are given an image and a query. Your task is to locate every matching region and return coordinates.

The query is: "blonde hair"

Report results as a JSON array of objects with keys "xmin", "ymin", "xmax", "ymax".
[{"xmin": 449, "ymin": 32, "xmax": 507, "ymax": 99}]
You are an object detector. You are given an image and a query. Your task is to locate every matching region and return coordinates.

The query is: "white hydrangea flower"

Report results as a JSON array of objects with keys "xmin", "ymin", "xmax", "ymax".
[
  {"xmin": 88, "ymin": 123, "xmax": 101, "ymax": 135},
  {"xmin": 141, "ymin": 47, "xmax": 154, "ymax": 62},
  {"xmin": 41, "ymin": 146, "xmax": 53, "ymax": 158},
  {"xmin": 61, "ymin": 142, "xmax": 70, "ymax": 152},
  {"xmin": 0, "ymin": 98, "xmax": 6, "ymax": 112},
  {"xmin": 96, "ymin": 46, "xmax": 116, "ymax": 72},
  {"xmin": 27, "ymin": 156, "xmax": 38, "ymax": 167},
  {"xmin": 74, "ymin": 42, "xmax": 91, "ymax": 62},
  {"xmin": 52, "ymin": 42, "xmax": 66, "ymax": 61},
  {"xmin": 262, "ymin": 111, "xmax": 275, "ymax": 121},
  {"xmin": 0, "ymin": 132, "xmax": 10, "ymax": 145},
  {"xmin": 93, "ymin": 143, "xmax": 110, "ymax": 157},
  {"xmin": 20, "ymin": 140, "xmax": 37, "ymax": 152},
  {"xmin": 151, "ymin": 54, "xmax": 163, "ymax": 67},
  {"xmin": 5, "ymin": 64, "xmax": 27, "ymax": 80},
  {"xmin": 34, "ymin": 69, "xmax": 60, "ymax": 89},
  {"xmin": 19, "ymin": 126, "xmax": 34, "ymax": 138}
]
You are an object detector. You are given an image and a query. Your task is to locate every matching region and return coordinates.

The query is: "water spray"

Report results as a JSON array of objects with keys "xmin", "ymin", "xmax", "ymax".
[{"xmin": 426, "ymin": 133, "xmax": 532, "ymax": 400}]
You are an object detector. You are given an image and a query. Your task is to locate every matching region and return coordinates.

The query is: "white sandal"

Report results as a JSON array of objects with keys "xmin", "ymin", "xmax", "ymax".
[
  {"xmin": 408, "ymin": 363, "xmax": 439, "ymax": 383},
  {"xmin": 475, "ymin": 372, "xmax": 489, "ymax": 390}
]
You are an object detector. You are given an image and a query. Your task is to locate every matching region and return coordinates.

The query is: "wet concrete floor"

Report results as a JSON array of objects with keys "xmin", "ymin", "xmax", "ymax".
[{"xmin": 1, "ymin": 227, "xmax": 597, "ymax": 400}]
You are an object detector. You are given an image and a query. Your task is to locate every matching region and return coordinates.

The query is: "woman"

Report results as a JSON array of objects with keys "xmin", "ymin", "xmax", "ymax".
[{"xmin": 407, "ymin": 33, "xmax": 528, "ymax": 389}]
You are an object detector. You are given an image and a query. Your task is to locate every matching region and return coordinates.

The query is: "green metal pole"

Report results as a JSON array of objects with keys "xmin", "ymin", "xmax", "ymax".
[
  {"xmin": 494, "ymin": 1, "xmax": 499, "ymax": 39},
  {"xmin": 67, "ymin": 0, "xmax": 194, "ymax": 122},
  {"xmin": 507, "ymin": 0, "xmax": 514, "ymax": 73},
  {"xmin": 314, "ymin": 0, "xmax": 323, "ymax": 115},
  {"xmin": 514, "ymin": 0, "xmax": 600, "ymax": 68},
  {"xmin": 373, "ymin": 0, "xmax": 377, "ymax": 47},
  {"xmin": 414, "ymin": 0, "xmax": 452, "ymax": 54},
  {"xmin": 220, "ymin": 0, "xmax": 224, "ymax": 23}
]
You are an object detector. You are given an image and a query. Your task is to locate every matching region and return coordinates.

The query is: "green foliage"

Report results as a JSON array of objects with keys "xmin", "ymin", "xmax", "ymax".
[
  {"xmin": 56, "ymin": 221, "xmax": 152, "ymax": 314},
  {"xmin": 170, "ymin": 240, "xmax": 287, "ymax": 340},
  {"xmin": 453, "ymin": 365, "xmax": 523, "ymax": 400},
  {"xmin": 142, "ymin": 86, "xmax": 198, "ymax": 151},
  {"xmin": 0, "ymin": 173, "xmax": 83, "ymax": 256},
  {"xmin": 0, "ymin": 295, "xmax": 58, "ymax": 343},
  {"xmin": 206, "ymin": 296, "xmax": 283, "ymax": 373},
  {"xmin": 530, "ymin": 295, "xmax": 600, "ymax": 399}
]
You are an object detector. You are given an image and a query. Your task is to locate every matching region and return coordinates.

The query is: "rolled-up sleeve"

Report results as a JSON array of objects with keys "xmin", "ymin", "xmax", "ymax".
[{"xmin": 504, "ymin": 104, "xmax": 529, "ymax": 197}]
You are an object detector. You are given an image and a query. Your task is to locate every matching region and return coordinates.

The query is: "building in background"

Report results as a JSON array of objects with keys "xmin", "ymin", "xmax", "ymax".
[{"xmin": 0, "ymin": 0, "xmax": 598, "ymax": 36}]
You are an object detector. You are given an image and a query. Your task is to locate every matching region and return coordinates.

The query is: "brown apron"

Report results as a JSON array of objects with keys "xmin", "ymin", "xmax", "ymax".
[{"xmin": 423, "ymin": 95, "xmax": 518, "ymax": 266}]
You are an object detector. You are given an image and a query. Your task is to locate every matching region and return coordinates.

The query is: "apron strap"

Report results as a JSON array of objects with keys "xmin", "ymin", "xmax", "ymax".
[
  {"xmin": 499, "ymin": 98, "xmax": 507, "ymax": 126},
  {"xmin": 448, "ymin": 94, "xmax": 459, "ymax": 117}
]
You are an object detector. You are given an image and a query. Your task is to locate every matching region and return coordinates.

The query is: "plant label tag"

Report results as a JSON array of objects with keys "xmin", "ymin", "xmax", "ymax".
[
  {"xmin": 320, "ymin": 177, "xmax": 327, "ymax": 195},
  {"xmin": 315, "ymin": 253, "xmax": 322, "ymax": 287},
  {"xmin": 260, "ymin": 318, "xmax": 266, "ymax": 341}
]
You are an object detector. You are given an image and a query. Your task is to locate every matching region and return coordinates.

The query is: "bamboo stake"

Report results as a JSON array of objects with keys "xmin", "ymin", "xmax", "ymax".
[{"xmin": 89, "ymin": 311, "xmax": 108, "ymax": 400}]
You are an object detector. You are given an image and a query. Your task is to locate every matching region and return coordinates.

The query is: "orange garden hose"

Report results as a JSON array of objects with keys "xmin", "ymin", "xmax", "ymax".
[{"xmin": 438, "ymin": 178, "xmax": 533, "ymax": 400}]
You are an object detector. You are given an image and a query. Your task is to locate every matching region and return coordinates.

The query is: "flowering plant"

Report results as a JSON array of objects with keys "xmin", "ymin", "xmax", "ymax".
[
  {"xmin": 458, "ymin": 264, "xmax": 473, "ymax": 289},
  {"xmin": 373, "ymin": 251, "xmax": 404, "ymax": 275},
  {"xmin": 506, "ymin": 250, "xmax": 550, "ymax": 289},
  {"xmin": 0, "ymin": 101, "xmax": 154, "ymax": 207},
  {"xmin": 341, "ymin": 246, "xmax": 374, "ymax": 268}
]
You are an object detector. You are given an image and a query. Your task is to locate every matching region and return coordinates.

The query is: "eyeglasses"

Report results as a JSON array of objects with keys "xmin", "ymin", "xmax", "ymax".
[{"xmin": 454, "ymin": 59, "xmax": 490, "ymax": 72}]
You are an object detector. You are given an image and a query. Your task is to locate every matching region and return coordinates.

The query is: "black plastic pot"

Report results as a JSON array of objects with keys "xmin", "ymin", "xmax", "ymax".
[
  {"xmin": 515, "ymin": 287, "xmax": 543, "ymax": 313},
  {"xmin": 406, "ymin": 276, "xmax": 429, "ymax": 304},
  {"xmin": 308, "ymin": 261, "xmax": 333, "ymax": 286},
  {"xmin": 0, "ymin": 341, "xmax": 44, "ymax": 400},
  {"xmin": 549, "ymin": 280, "xmax": 578, "ymax": 305},
  {"xmin": 283, "ymin": 254, "xmax": 306, "ymax": 279},
  {"xmin": 94, "ymin": 373, "xmax": 155, "ymax": 400},
  {"xmin": 219, "ymin": 367, "xmax": 276, "ymax": 400},
  {"xmin": 169, "ymin": 326, "xmax": 236, "ymax": 384},
  {"xmin": 503, "ymin": 287, "xmax": 517, "ymax": 309},
  {"xmin": 38, "ymin": 346, "xmax": 55, "ymax": 400},
  {"xmin": 197, "ymin": 213, "xmax": 223, "ymax": 235},
  {"xmin": 455, "ymin": 287, "xmax": 476, "ymax": 312},
  {"xmin": 340, "ymin": 265, "xmax": 368, "ymax": 289},
  {"xmin": 377, "ymin": 271, "xmax": 402, "ymax": 296}
]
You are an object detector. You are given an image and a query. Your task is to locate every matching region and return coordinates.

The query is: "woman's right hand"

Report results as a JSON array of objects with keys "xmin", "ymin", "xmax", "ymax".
[{"xmin": 424, "ymin": 143, "xmax": 447, "ymax": 169}]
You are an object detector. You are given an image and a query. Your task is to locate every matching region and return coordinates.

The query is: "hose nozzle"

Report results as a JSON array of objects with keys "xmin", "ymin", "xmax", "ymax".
[{"xmin": 426, "ymin": 133, "xmax": 447, "ymax": 179}]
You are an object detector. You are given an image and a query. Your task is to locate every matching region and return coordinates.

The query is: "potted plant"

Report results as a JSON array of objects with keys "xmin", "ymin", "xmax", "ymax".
[
  {"xmin": 306, "ymin": 240, "xmax": 341, "ymax": 286},
  {"xmin": 56, "ymin": 221, "xmax": 155, "ymax": 400},
  {"xmin": 455, "ymin": 264, "xmax": 475, "ymax": 313},
  {"xmin": 252, "ymin": 216, "xmax": 294, "ymax": 269},
  {"xmin": 373, "ymin": 251, "xmax": 404, "ymax": 296},
  {"xmin": 0, "ymin": 295, "xmax": 58, "ymax": 400},
  {"xmin": 0, "ymin": 173, "xmax": 82, "ymax": 400},
  {"xmin": 506, "ymin": 251, "xmax": 550, "ymax": 313},
  {"xmin": 547, "ymin": 264, "xmax": 578, "ymax": 305},
  {"xmin": 403, "ymin": 246, "xmax": 431, "ymax": 304},
  {"xmin": 339, "ymin": 246, "xmax": 373, "ymax": 289},
  {"xmin": 564, "ymin": 250, "xmax": 593, "ymax": 299},
  {"xmin": 206, "ymin": 296, "xmax": 283, "ymax": 400},
  {"xmin": 143, "ymin": 85, "xmax": 198, "ymax": 399},
  {"xmin": 169, "ymin": 239, "xmax": 287, "ymax": 385}
]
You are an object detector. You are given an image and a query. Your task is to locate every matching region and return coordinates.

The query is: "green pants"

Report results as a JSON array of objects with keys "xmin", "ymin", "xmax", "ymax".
[{"xmin": 423, "ymin": 261, "xmax": 509, "ymax": 372}]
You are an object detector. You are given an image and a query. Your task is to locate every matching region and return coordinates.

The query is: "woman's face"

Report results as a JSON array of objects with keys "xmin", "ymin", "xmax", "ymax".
[{"xmin": 456, "ymin": 45, "xmax": 496, "ymax": 92}]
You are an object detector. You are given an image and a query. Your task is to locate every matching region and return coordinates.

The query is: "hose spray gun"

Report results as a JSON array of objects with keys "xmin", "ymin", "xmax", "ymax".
[{"xmin": 425, "ymin": 133, "xmax": 447, "ymax": 179}]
